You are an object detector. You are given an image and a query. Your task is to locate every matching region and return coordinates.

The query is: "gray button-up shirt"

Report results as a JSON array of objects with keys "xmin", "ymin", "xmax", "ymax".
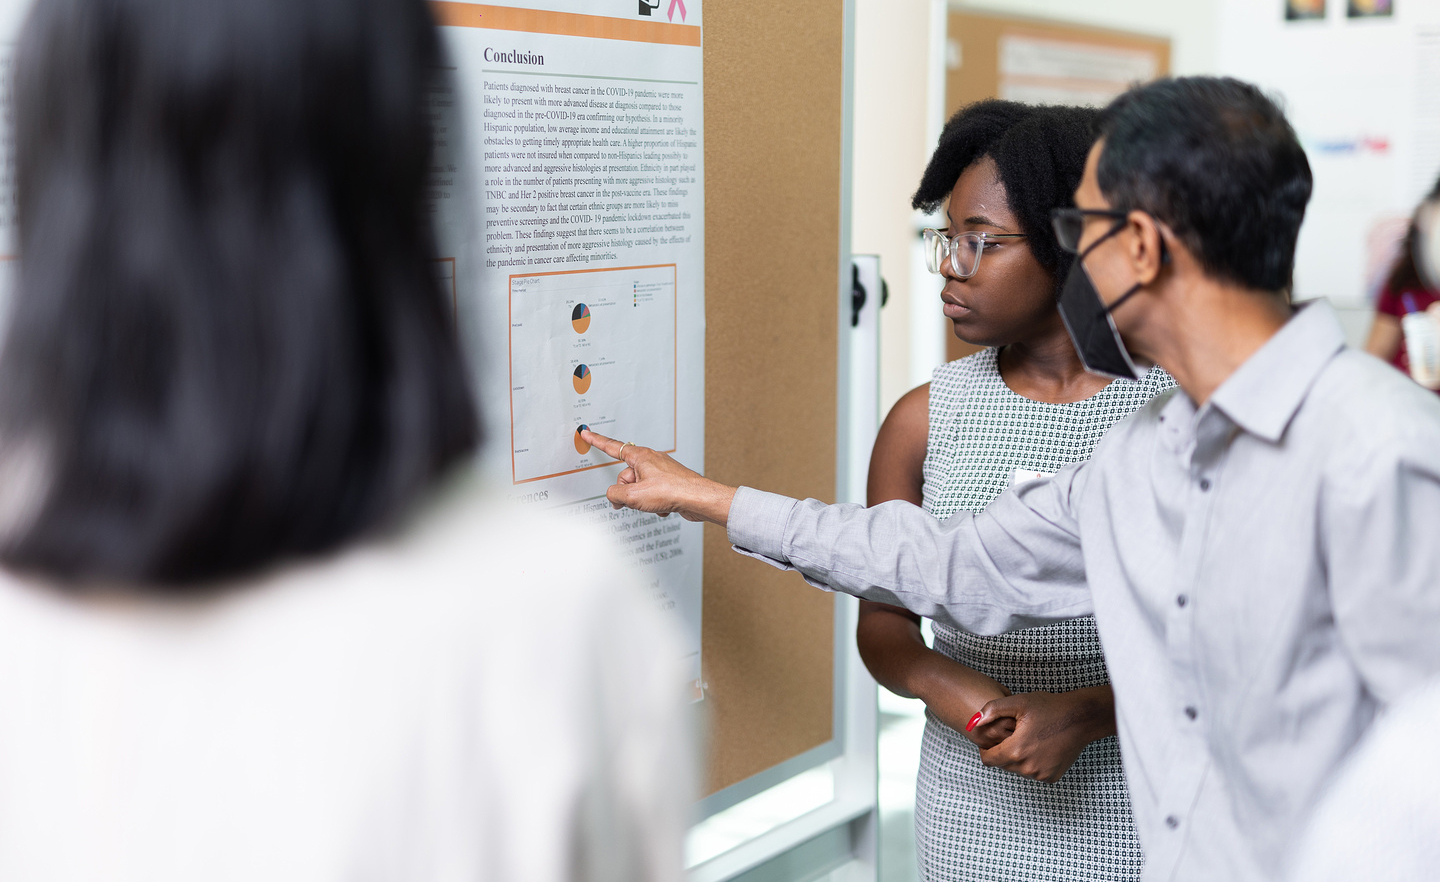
[{"xmin": 727, "ymin": 302, "xmax": 1440, "ymax": 882}]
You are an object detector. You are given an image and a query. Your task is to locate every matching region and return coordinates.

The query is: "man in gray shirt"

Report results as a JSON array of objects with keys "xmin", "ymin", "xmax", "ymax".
[{"xmin": 583, "ymin": 77, "xmax": 1440, "ymax": 881}]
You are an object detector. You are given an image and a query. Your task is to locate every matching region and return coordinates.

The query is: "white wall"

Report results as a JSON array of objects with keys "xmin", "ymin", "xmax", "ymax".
[
  {"xmin": 955, "ymin": 0, "xmax": 1220, "ymax": 75},
  {"xmin": 1216, "ymin": 0, "xmax": 1440, "ymax": 312},
  {"xmin": 853, "ymin": 0, "xmax": 1440, "ymax": 397},
  {"xmin": 853, "ymin": 1, "xmax": 1223, "ymax": 416},
  {"xmin": 851, "ymin": 0, "xmax": 945, "ymax": 414}
]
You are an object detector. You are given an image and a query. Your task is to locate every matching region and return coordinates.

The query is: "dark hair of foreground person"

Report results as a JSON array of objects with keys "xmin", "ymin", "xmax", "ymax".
[{"xmin": 0, "ymin": 0, "xmax": 479, "ymax": 588}]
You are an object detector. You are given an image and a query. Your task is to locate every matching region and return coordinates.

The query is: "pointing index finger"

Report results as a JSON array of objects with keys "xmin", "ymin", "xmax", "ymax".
[{"xmin": 581, "ymin": 429, "xmax": 629, "ymax": 461}]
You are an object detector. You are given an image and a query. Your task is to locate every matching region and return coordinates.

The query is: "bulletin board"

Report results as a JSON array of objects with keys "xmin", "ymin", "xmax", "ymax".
[
  {"xmin": 429, "ymin": 0, "xmax": 711, "ymax": 709},
  {"xmin": 428, "ymin": 0, "xmax": 847, "ymax": 812},
  {"xmin": 944, "ymin": 9, "xmax": 1171, "ymax": 364},
  {"xmin": 699, "ymin": 0, "xmax": 846, "ymax": 799}
]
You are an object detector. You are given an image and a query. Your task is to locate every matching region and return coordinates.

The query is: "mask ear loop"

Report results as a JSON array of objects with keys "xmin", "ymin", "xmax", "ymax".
[
  {"xmin": 1090, "ymin": 219, "xmax": 1171, "ymax": 319},
  {"xmin": 1099, "ymin": 282, "xmax": 1145, "ymax": 318}
]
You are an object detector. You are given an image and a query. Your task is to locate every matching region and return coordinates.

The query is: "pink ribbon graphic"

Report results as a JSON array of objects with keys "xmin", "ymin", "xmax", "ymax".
[{"xmin": 668, "ymin": 0, "xmax": 686, "ymax": 22}]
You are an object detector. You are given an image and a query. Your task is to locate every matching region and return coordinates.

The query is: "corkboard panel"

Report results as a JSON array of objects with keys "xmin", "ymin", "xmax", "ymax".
[
  {"xmin": 946, "ymin": 9, "xmax": 1170, "ymax": 117},
  {"xmin": 701, "ymin": 0, "xmax": 845, "ymax": 795},
  {"xmin": 942, "ymin": 9, "xmax": 1169, "ymax": 364}
]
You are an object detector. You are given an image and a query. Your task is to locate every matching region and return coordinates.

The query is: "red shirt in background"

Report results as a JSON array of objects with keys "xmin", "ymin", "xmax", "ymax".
[{"xmin": 1376, "ymin": 285, "xmax": 1440, "ymax": 377}]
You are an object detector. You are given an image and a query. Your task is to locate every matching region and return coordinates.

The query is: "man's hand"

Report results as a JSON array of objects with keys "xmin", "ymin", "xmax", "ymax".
[
  {"xmin": 581, "ymin": 430, "xmax": 739, "ymax": 526},
  {"xmin": 970, "ymin": 686, "xmax": 1116, "ymax": 784}
]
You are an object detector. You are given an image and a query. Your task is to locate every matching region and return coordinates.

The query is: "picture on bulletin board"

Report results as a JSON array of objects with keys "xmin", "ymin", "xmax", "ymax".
[
  {"xmin": 1348, "ymin": 0, "xmax": 1393, "ymax": 16},
  {"xmin": 1286, "ymin": 0, "xmax": 1326, "ymax": 20}
]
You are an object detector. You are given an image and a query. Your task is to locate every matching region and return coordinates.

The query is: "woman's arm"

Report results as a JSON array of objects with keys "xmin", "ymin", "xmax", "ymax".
[
  {"xmin": 856, "ymin": 384, "xmax": 1118, "ymax": 781},
  {"xmin": 971, "ymin": 686, "xmax": 1117, "ymax": 783},
  {"xmin": 855, "ymin": 384, "xmax": 1014, "ymax": 747},
  {"xmin": 1365, "ymin": 312, "xmax": 1402, "ymax": 363}
]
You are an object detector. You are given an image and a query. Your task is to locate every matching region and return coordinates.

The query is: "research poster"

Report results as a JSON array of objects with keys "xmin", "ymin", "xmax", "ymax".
[{"xmin": 430, "ymin": 1, "xmax": 706, "ymax": 697}]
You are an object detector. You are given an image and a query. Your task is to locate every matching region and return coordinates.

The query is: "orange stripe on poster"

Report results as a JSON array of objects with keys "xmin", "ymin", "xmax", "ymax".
[{"xmin": 430, "ymin": 3, "xmax": 701, "ymax": 48}]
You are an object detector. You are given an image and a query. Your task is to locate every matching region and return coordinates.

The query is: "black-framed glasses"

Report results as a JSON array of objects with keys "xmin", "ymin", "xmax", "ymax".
[
  {"xmin": 922, "ymin": 228, "xmax": 1028, "ymax": 279},
  {"xmin": 1050, "ymin": 208, "xmax": 1130, "ymax": 254}
]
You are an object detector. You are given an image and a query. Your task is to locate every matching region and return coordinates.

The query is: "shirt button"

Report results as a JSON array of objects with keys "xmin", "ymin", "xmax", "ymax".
[
  {"xmin": 1185, "ymin": 706, "xmax": 1198, "ymax": 720},
  {"xmin": 1176, "ymin": 594, "xmax": 1188, "ymax": 608},
  {"xmin": 1165, "ymin": 815, "xmax": 1180, "ymax": 829},
  {"xmin": 1199, "ymin": 478, "xmax": 1211, "ymax": 491}
]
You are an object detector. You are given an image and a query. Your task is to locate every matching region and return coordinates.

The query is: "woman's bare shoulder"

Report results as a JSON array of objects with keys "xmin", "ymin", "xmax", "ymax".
[
  {"xmin": 869, "ymin": 383, "xmax": 931, "ymax": 506},
  {"xmin": 882, "ymin": 382, "xmax": 930, "ymax": 436}
]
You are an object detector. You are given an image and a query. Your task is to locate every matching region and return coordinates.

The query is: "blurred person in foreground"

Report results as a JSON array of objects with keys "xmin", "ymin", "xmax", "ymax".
[
  {"xmin": 584, "ymin": 76, "xmax": 1440, "ymax": 881},
  {"xmin": 1285, "ymin": 676, "xmax": 1440, "ymax": 881},
  {"xmin": 0, "ymin": 0, "xmax": 690, "ymax": 879},
  {"xmin": 1287, "ymin": 189, "xmax": 1440, "ymax": 882},
  {"xmin": 1364, "ymin": 174, "xmax": 1440, "ymax": 386}
]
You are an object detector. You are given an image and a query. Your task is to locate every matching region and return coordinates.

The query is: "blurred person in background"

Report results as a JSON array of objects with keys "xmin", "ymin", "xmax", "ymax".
[
  {"xmin": 1364, "ymin": 175, "xmax": 1440, "ymax": 384},
  {"xmin": 0, "ymin": 0, "xmax": 690, "ymax": 879},
  {"xmin": 857, "ymin": 100, "xmax": 1171, "ymax": 882}
]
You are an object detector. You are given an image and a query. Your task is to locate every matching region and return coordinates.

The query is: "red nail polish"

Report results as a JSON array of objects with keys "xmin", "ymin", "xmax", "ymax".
[{"xmin": 966, "ymin": 712, "xmax": 982, "ymax": 732}]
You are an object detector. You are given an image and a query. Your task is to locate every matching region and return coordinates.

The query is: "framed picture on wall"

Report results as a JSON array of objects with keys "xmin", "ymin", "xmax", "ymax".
[
  {"xmin": 1286, "ymin": 0, "xmax": 1326, "ymax": 20},
  {"xmin": 1348, "ymin": 0, "xmax": 1393, "ymax": 16}
]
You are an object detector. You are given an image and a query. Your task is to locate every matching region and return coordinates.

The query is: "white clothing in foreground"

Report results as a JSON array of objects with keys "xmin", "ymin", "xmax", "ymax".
[
  {"xmin": 1287, "ymin": 678, "xmax": 1440, "ymax": 881},
  {"xmin": 0, "ymin": 483, "xmax": 691, "ymax": 882}
]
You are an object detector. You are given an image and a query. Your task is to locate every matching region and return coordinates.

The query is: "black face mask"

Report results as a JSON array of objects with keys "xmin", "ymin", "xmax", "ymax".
[{"xmin": 1056, "ymin": 230, "xmax": 1154, "ymax": 381}]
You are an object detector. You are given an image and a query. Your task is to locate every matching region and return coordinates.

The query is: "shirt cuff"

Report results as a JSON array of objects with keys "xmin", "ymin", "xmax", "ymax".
[
  {"xmin": 726, "ymin": 489, "xmax": 839, "ymax": 592},
  {"xmin": 727, "ymin": 487, "xmax": 798, "ymax": 563}
]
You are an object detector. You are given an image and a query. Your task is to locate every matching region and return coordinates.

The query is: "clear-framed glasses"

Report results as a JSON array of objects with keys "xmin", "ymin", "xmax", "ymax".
[
  {"xmin": 922, "ymin": 228, "xmax": 1028, "ymax": 278},
  {"xmin": 1050, "ymin": 207, "xmax": 1130, "ymax": 254}
]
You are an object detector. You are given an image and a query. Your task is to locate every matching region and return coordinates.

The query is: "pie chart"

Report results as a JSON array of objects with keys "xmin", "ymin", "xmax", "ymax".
[
  {"xmin": 571, "ymin": 303, "xmax": 591, "ymax": 334},
  {"xmin": 574, "ymin": 424, "xmax": 591, "ymax": 455},
  {"xmin": 573, "ymin": 364, "xmax": 592, "ymax": 394}
]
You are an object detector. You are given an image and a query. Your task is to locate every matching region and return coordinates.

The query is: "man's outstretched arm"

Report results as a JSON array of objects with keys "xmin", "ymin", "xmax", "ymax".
[{"xmin": 582, "ymin": 430, "xmax": 1094, "ymax": 635}]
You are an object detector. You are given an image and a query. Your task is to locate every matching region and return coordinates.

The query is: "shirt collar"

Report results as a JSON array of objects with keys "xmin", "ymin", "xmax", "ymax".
[{"xmin": 1206, "ymin": 299, "xmax": 1346, "ymax": 444}]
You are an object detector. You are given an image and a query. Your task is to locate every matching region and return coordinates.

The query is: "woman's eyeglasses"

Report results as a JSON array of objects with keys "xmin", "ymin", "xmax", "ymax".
[{"xmin": 922, "ymin": 228, "xmax": 1028, "ymax": 278}]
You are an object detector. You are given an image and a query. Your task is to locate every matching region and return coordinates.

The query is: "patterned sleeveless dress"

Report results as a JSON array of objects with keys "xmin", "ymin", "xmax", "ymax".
[{"xmin": 913, "ymin": 347, "xmax": 1173, "ymax": 882}]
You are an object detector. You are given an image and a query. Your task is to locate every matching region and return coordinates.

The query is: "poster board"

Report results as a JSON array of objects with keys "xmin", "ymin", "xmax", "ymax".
[
  {"xmin": 944, "ymin": 9, "xmax": 1171, "ymax": 364},
  {"xmin": 430, "ymin": 0, "xmax": 708, "ymax": 698},
  {"xmin": 697, "ymin": 0, "xmax": 846, "ymax": 800},
  {"xmin": 432, "ymin": 0, "xmax": 847, "ymax": 803}
]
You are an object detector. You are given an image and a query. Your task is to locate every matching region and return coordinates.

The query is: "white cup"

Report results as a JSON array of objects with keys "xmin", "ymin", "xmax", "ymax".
[
  {"xmin": 1403, "ymin": 305, "xmax": 1440, "ymax": 389},
  {"xmin": 1417, "ymin": 198, "xmax": 1440, "ymax": 291}
]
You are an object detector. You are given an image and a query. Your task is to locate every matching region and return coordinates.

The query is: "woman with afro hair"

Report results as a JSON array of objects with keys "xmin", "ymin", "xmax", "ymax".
[{"xmin": 857, "ymin": 101, "xmax": 1173, "ymax": 881}]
